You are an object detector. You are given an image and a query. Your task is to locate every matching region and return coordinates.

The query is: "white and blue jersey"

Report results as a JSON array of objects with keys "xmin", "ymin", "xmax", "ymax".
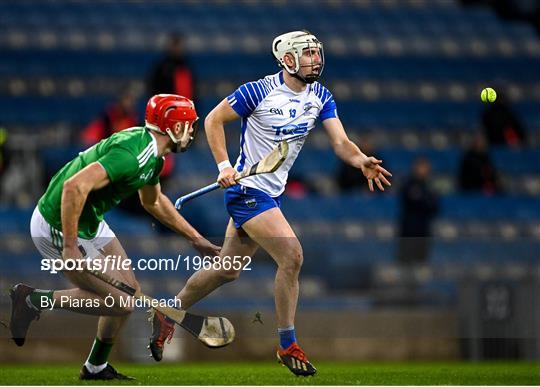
[{"xmin": 226, "ymin": 71, "xmax": 338, "ymax": 197}]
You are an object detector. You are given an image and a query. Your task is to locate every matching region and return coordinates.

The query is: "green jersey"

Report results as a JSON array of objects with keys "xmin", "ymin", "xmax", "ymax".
[{"xmin": 38, "ymin": 127, "xmax": 164, "ymax": 239}]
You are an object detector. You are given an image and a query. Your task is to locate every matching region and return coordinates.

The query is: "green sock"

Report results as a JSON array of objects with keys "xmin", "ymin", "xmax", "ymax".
[
  {"xmin": 28, "ymin": 289, "xmax": 54, "ymax": 310},
  {"xmin": 87, "ymin": 337, "xmax": 114, "ymax": 366}
]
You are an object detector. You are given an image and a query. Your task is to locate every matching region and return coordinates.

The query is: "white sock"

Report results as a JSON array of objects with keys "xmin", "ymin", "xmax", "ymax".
[{"xmin": 84, "ymin": 361, "xmax": 107, "ymax": 374}]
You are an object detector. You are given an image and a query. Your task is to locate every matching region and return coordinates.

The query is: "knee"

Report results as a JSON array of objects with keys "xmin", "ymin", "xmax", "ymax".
[
  {"xmin": 110, "ymin": 281, "xmax": 140, "ymax": 316},
  {"xmin": 131, "ymin": 280, "xmax": 141, "ymax": 296},
  {"xmin": 217, "ymin": 268, "xmax": 242, "ymax": 283},
  {"xmin": 115, "ymin": 304, "xmax": 134, "ymax": 316},
  {"xmin": 121, "ymin": 281, "xmax": 141, "ymax": 315},
  {"xmin": 279, "ymin": 243, "xmax": 303, "ymax": 274},
  {"xmin": 110, "ymin": 294, "xmax": 135, "ymax": 315}
]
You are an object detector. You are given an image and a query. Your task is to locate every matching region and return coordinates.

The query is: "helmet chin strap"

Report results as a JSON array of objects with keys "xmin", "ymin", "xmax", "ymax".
[
  {"xmin": 291, "ymin": 72, "xmax": 307, "ymax": 84},
  {"xmin": 178, "ymin": 124, "xmax": 194, "ymax": 153},
  {"xmin": 292, "ymin": 72, "xmax": 319, "ymax": 84},
  {"xmin": 285, "ymin": 58, "xmax": 320, "ymax": 84},
  {"xmin": 166, "ymin": 122, "xmax": 194, "ymax": 153}
]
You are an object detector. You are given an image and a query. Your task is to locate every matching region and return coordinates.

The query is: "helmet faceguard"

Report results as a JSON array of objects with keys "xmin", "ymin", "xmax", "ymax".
[
  {"xmin": 272, "ymin": 30, "xmax": 324, "ymax": 84},
  {"xmin": 165, "ymin": 112, "xmax": 199, "ymax": 153},
  {"xmin": 145, "ymin": 94, "xmax": 199, "ymax": 153}
]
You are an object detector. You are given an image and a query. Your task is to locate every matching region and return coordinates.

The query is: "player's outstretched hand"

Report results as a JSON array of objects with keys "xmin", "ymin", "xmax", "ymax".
[
  {"xmin": 361, "ymin": 156, "xmax": 392, "ymax": 192},
  {"xmin": 192, "ymin": 238, "xmax": 221, "ymax": 257},
  {"xmin": 217, "ymin": 167, "xmax": 237, "ymax": 188}
]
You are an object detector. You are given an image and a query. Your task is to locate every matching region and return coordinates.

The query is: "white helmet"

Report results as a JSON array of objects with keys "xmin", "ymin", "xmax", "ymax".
[{"xmin": 272, "ymin": 30, "xmax": 324, "ymax": 83}]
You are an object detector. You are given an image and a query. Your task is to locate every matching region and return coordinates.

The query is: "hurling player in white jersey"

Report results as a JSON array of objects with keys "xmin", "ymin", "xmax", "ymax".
[{"xmin": 149, "ymin": 30, "xmax": 392, "ymax": 376}]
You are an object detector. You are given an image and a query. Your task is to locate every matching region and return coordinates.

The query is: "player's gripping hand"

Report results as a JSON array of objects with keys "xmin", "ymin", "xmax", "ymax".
[
  {"xmin": 217, "ymin": 166, "xmax": 237, "ymax": 188},
  {"xmin": 191, "ymin": 238, "xmax": 221, "ymax": 258},
  {"xmin": 61, "ymin": 245, "xmax": 85, "ymax": 275},
  {"xmin": 62, "ymin": 245, "xmax": 83, "ymax": 262},
  {"xmin": 361, "ymin": 156, "xmax": 392, "ymax": 192}
]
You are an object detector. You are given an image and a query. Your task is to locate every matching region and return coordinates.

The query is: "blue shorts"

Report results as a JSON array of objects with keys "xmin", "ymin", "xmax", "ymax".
[{"xmin": 224, "ymin": 185, "xmax": 282, "ymax": 229}]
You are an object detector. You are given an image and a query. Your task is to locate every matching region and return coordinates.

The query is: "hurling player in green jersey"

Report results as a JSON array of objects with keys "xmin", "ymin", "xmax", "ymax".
[{"xmin": 9, "ymin": 95, "xmax": 221, "ymax": 380}]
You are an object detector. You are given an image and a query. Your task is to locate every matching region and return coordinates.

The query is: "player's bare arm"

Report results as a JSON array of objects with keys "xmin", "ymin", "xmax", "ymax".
[
  {"xmin": 138, "ymin": 184, "xmax": 220, "ymax": 257},
  {"xmin": 61, "ymin": 162, "xmax": 110, "ymax": 258},
  {"xmin": 205, "ymin": 99, "xmax": 241, "ymax": 188},
  {"xmin": 323, "ymin": 117, "xmax": 392, "ymax": 192}
]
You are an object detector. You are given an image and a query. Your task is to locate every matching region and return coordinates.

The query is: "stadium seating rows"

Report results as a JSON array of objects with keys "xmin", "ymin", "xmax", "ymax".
[
  {"xmin": 36, "ymin": 144, "xmax": 540, "ymax": 193},
  {"xmin": 2, "ymin": 192, "xmax": 540, "ymax": 235},
  {"xmin": 2, "ymin": 51, "xmax": 540, "ymax": 81},
  {"xmin": 3, "ymin": 95, "xmax": 540, "ymax": 134},
  {"xmin": 0, "ymin": 1, "xmax": 537, "ymax": 47},
  {"xmin": 1, "ymin": 0, "xmax": 540, "ymax": 134},
  {"xmin": 34, "ymin": 143, "xmax": 540, "ymax": 215}
]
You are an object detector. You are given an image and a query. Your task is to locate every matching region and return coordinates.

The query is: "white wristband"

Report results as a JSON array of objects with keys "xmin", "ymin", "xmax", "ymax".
[{"xmin": 217, "ymin": 160, "xmax": 232, "ymax": 172}]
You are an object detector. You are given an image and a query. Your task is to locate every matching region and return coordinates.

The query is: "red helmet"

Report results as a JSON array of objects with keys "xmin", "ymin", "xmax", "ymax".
[{"xmin": 145, "ymin": 94, "xmax": 199, "ymax": 152}]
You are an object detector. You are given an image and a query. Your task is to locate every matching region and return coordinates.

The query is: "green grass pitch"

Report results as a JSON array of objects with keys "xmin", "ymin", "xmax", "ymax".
[{"xmin": 0, "ymin": 362, "xmax": 538, "ymax": 385}]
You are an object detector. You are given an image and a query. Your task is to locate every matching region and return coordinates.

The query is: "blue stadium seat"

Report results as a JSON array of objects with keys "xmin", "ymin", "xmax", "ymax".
[
  {"xmin": 440, "ymin": 195, "xmax": 540, "ymax": 220},
  {"xmin": 492, "ymin": 148, "xmax": 540, "ymax": 175},
  {"xmin": 0, "ymin": 207, "xmax": 34, "ymax": 233},
  {"xmin": 282, "ymin": 195, "xmax": 398, "ymax": 221},
  {"xmin": 104, "ymin": 209, "xmax": 155, "ymax": 236},
  {"xmin": 432, "ymin": 239, "xmax": 539, "ymax": 264}
]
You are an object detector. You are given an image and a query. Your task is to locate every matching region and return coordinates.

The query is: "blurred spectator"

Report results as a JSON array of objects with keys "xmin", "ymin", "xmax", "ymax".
[
  {"xmin": 0, "ymin": 126, "xmax": 9, "ymax": 176},
  {"xmin": 80, "ymin": 92, "xmax": 176, "ymax": 231},
  {"xmin": 81, "ymin": 91, "xmax": 175, "ymax": 184},
  {"xmin": 0, "ymin": 126, "xmax": 40, "ymax": 207},
  {"xmin": 397, "ymin": 157, "xmax": 439, "ymax": 264},
  {"xmin": 458, "ymin": 133, "xmax": 502, "ymax": 195},
  {"xmin": 337, "ymin": 138, "xmax": 376, "ymax": 192},
  {"xmin": 80, "ymin": 91, "xmax": 138, "ymax": 146},
  {"xmin": 482, "ymin": 93, "xmax": 526, "ymax": 147},
  {"xmin": 0, "ymin": 126, "xmax": 12, "ymax": 202},
  {"xmin": 285, "ymin": 174, "xmax": 313, "ymax": 198},
  {"xmin": 462, "ymin": 0, "xmax": 540, "ymax": 33},
  {"xmin": 147, "ymin": 34, "xmax": 195, "ymax": 99}
]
